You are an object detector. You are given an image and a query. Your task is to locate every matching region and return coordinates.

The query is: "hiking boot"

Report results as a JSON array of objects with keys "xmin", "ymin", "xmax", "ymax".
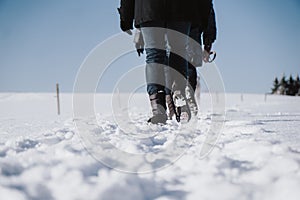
[
  {"xmin": 147, "ymin": 91, "xmax": 167, "ymax": 124},
  {"xmin": 173, "ymin": 90, "xmax": 191, "ymax": 123},
  {"xmin": 166, "ymin": 94, "xmax": 176, "ymax": 120},
  {"xmin": 185, "ymin": 86, "xmax": 198, "ymax": 117}
]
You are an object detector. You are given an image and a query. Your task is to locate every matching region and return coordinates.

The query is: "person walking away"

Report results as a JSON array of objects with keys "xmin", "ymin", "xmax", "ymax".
[
  {"xmin": 185, "ymin": 7, "xmax": 217, "ymax": 116},
  {"xmin": 118, "ymin": 0, "xmax": 213, "ymax": 124}
]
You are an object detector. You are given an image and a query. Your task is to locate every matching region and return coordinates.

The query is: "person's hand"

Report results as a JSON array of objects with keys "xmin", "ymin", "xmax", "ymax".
[
  {"xmin": 134, "ymin": 29, "xmax": 144, "ymax": 56},
  {"xmin": 136, "ymin": 43, "xmax": 144, "ymax": 56},
  {"xmin": 203, "ymin": 44, "xmax": 212, "ymax": 63}
]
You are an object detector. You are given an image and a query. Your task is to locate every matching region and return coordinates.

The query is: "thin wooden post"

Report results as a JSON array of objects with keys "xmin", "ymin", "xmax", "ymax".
[
  {"xmin": 264, "ymin": 93, "xmax": 267, "ymax": 102},
  {"xmin": 56, "ymin": 83, "xmax": 60, "ymax": 115},
  {"xmin": 117, "ymin": 87, "xmax": 121, "ymax": 109},
  {"xmin": 215, "ymin": 92, "xmax": 219, "ymax": 103}
]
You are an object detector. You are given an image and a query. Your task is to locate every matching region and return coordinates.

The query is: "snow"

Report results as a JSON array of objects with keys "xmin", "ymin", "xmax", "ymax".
[{"xmin": 0, "ymin": 93, "xmax": 300, "ymax": 200}]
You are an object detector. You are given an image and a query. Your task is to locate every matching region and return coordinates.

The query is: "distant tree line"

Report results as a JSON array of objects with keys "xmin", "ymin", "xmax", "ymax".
[{"xmin": 271, "ymin": 74, "xmax": 300, "ymax": 96}]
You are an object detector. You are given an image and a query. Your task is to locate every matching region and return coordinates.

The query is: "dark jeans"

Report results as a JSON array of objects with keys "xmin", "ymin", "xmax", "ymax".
[
  {"xmin": 140, "ymin": 21, "xmax": 191, "ymax": 95},
  {"xmin": 188, "ymin": 64, "xmax": 197, "ymax": 92}
]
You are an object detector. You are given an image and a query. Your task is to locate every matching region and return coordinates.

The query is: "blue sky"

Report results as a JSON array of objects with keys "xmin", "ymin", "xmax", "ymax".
[{"xmin": 0, "ymin": 0, "xmax": 299, "ymax": 93}]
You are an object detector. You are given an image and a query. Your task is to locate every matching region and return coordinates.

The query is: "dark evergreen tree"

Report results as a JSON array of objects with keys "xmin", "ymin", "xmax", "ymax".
[
  {"xmin": 270, "ymin": 73, "xmax": 300, "ymax": 96},
  {"xmin": 296, "ymin": 74, "xmax": 300, "ymax": 96},
  {"xmin": 271, "ymin": 77, "xmax": 280, "ymax": 94},
  {"xmin": 279, "ymin": 74, "xmax": 287, "ymax": 95},
  {"xmin": 287, "ymin": 75, "xmax": 295, "ymax": 95}
]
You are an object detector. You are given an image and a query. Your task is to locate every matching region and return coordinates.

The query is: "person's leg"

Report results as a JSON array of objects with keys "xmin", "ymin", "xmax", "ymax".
[
  {"xmin": 186, "ymin": 27, "xmax": 202, "ymax": 117},
  {"xmin": 140, "ymin": 21, "xmax": 168, "ymax": 123},
  {"xmin": 188, "ymin": 63, "xmax": 197, "ymax": 92},
  {"xmin": 165, "ymin": 22, "xmax": 192, "ymax": 122},
  {"xmin": 163, "ymin": 44, "xmax": 176, "ymax": 119},
  {"xmin": 187, "ymin": 63, "xmax": 198, "ymax": 116},
  {"xmin": 140, "ymin": 22, "xmax": 167, "ymax": 95},
  {"xmin": 166, "ymin": 22, "xmax": 191, "ymax": 93}
]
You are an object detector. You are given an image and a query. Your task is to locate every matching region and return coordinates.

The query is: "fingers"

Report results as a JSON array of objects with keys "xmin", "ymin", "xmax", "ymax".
[
  {"xmin": 203, "ymin": 50, "xmax": 210, "ymax": 63},
  {"xmin": 137, "ymin": 48, "xmax": 144, "ymax": 57},
  {"xmin": 126, "ymin": 30, "xmax": 133, "ymax": 35},
  {"xmin": 209, "ymin": 51, "xmax": 216, "ymax": 63},
  {"xmin": 203, "ymin": 51, "xmax": 216, "ymax": 63}
]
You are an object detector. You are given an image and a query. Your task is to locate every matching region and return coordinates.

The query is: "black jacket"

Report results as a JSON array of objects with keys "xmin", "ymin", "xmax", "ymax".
[{"xmin": 119, "ymin": 0, "xmax": 213, "ymax": 28}]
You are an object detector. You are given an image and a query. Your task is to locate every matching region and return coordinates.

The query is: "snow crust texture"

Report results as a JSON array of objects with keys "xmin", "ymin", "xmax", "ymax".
[{"xmin": 0, "ymin": 93, "xmax": 300, "ymax": 200}]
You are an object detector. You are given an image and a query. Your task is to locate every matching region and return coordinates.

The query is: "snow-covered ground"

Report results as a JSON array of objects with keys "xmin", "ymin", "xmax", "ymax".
[{"xmin": 0, "ymin": 93, "xmax": 300, "ymax": 200}]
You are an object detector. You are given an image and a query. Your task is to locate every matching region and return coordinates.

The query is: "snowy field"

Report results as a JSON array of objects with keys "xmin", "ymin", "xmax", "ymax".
[{"xmin": 0, "ymin": 93, "xmax": 300, "ymax": 200}]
